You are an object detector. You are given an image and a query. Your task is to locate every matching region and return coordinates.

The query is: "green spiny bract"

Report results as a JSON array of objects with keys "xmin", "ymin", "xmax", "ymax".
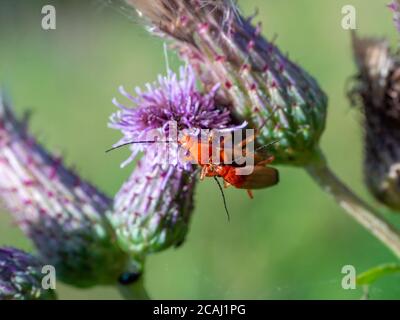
[{"xmin": 111, "ymin": 158, "xmax": 195, "ymax": 262}]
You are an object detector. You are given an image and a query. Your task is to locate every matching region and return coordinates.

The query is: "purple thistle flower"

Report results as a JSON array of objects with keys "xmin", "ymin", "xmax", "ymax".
[
  {"xmin": 0, "ymin": 97, "xmax": 131, "ymax": 288},
  {"xmin": 108, "ymin": 66, "xmax": 237, "ymax": 255},
  {"xmin": 0, "ymin": 247, "xmax": 56, "ymax": 300},
  {"xmin": 111, "ymin": 152, "xmax": 196, "ymax": 257},
  {"xmin": 109, "ymin": 65, "xmax": 232, "ymax": 168}
]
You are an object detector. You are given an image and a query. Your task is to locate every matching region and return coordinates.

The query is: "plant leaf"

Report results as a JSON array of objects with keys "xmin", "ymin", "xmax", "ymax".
[{"xmin": 357, "ymin": 263, "xmax": 400, "ymax": 285}]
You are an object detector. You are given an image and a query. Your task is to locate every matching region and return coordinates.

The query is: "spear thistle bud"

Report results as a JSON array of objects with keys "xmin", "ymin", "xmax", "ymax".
[
  {"xmin": 351, "ymin": 34, "xmax": 400, "ymax": 211},
  {"xmin": 111, "ymin": 156, "xmax": 196, "ymax": 258},
  {"xmin": 0, "ymin": 247, "xmax": 56, "ymax": 300},
  {"xmin": 0, "ymin": 97, "xmax": 131, "ymax": 287},
  {"xmin": 126, "ymin": 0, "xmax": 328, "ymax": 166}
]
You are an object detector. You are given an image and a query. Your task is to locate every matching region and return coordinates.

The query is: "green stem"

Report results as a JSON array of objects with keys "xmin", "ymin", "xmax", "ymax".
[
  {"xmin": 117, "ymin": 277, "xmax": 150, "ymax": 300},
  {"xmin": 306, "ymin": 149, "xmax": 400, "ymax": 259}
]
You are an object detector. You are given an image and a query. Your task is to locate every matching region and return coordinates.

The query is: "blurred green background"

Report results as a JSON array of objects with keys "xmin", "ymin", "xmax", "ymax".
[{"xmin": 0, "ymin": 0, "xmax": 400, "ymax": 299}]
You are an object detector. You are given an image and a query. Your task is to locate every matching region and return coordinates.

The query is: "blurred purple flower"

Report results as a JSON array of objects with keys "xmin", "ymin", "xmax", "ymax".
[
  {"xmin": 0, "ymin": 97, "xmax": 130, "ymax": 288},
  {"xmin": 388, "ymin": 1, "xmax": 400, "ymax": 33},
  {"xmin": 0, "ymin": 247, "xmax": 56, "ymax": 300}
]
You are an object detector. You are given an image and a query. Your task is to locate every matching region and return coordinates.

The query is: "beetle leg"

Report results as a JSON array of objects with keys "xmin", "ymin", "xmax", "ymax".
[
  {"xmin": 247, "ymin": 189, "xmax": 254, "ymax": 199},
  {"xmin": 256, "ymin": 156, "xmax": 275, "ymax": 166},
  {"xmin": 224, "ymin": 180, "xmax": 231, "ymax": 188},
  {"xmin": 200, "ymin": 166, "xmax": 207, "ymax": 180},
  {"xmin": 238, "ymin": 132, "xmax": 256, "ymax": 148}
]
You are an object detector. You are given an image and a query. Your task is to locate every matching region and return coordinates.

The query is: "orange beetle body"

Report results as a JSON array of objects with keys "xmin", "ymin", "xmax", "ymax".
[
  {"xmin": 106, "ymin": 129, "xmax": 279, "ymax": 210},
  {"xmin": 179, "ymin": 131, "xmax": 279, "ymax": 198}
]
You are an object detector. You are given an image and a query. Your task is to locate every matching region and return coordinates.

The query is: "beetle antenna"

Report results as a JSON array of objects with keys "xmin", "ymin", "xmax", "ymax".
[
  {"xmin": 231, "ymin": 139, "xmax": 281, "ymax": 164},
  {"xmin": 105, "ymin": 140, "xmax": 175, "ymax": 153},
  {"xmin": 213, "ymin": 176, "xmax": 230, "ymax": 221},
  {"xmin": 255, "ymin": 139, "xmax": 280, "ymax": 152}
]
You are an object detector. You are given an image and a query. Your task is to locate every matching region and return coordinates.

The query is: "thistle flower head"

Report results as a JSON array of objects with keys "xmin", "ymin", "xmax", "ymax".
[
  {"xmin": 126, "ymin": 0, "xmax": 328, "ymax": 166},
  {"xmin": 0, "ymin": 247, "xmax": 56, "ymax": 300},
  {"xmin": 351, "ymin": 34, "xmax": 400, "ymax": 211},
  {"xmin": 0, "ymin": 97, "xmax": 131, "ymax": 287},
  {"xmin": 110, "ymin": 152, "xmax": 195, "ymax": 258},
  {"xmin": 109, "ymin": 65, "xmax": 232, "ymax": 168}
]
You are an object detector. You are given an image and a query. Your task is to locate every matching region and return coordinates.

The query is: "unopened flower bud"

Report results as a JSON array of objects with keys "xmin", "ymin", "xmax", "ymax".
[
  {"xmin": 351, "ymin": 34, "xmax": 400, "ymax": 211},
  {"xmin": 111, "ymin": 156, "xmax": 196, "ymax": 257},
  {"xmin": 126, "ymin": 0, "xmax": 328, "ymax": 165},
  {"xmin": 0, "ymin": 247, "xmax": 56, "ymax": 300}
]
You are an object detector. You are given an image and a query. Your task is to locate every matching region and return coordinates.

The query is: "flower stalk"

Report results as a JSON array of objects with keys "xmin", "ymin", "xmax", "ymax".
[
  {"xmin": 117, "ymin": 275, "xmax": 150, "ymax": 300},
  {"xmin": 306, "ymin": 149, "xmax": 400, "ymax": 258}
]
